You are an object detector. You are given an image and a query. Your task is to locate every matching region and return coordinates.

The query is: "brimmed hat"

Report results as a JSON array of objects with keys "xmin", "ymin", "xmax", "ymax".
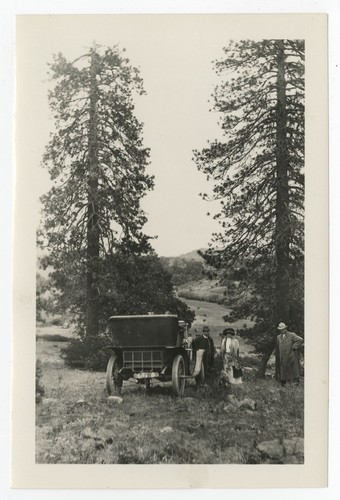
[
  {"xmin": 277, "ymin": 322, "xmax": 287, "ymax": 330},
  {"xmin": 223, "ymin": 328, "xmax": 235, "ymax": 336},
  {"xmin": 202, "ymin": 326, "xmax": 210, "ymax": 333}
]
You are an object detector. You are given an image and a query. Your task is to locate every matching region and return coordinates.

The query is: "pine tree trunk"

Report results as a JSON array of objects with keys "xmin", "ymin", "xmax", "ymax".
[
  {"xmin": 258, "ymin": 41, "xmax": 290, "ymax": 377},
  {"xmin": 274, "ymin": 40, "xmax": 290, "ymax": 325},
  {"xmin": 257, "ymin": 339, "xmax": 276, "ymax": 378},
  {"xmin": 86, "ymin": 50, "xmax": 100, "ymax": 337}
]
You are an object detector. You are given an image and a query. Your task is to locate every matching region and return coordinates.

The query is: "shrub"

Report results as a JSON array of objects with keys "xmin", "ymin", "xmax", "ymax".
[
  {"xmin": 36, "ymin": 333, "xmax": 70, "ymax": 342},
  {"xmin": 61, "ymin": 334, "xmax": 113, "ymax": 371},
  {"xmin": 50, "ymin": 316, "xmax": 63, "ymax": 326},
  {"xmin": 240, "ymin": 354, "xmax": 261, "ymax": 368},
  {"xmin": 36, "ymin": 359, "xmax": 45, "ymax": 404}
]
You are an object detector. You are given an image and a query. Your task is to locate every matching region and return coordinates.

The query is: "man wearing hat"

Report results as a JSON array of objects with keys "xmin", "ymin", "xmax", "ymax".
[
  {"xmin": 193, "ymin": 326, "xmax": 215, "ymax": 372},
  {"xmin": 275, "ymin": 322, "xmax": 304, "ymax": 386}
]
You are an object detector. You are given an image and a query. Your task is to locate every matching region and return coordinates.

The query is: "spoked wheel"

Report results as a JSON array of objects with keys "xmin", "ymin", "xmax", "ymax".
[
  {"xmin": 172, "ymin": 354, "xmax": 186, "ymax": 396},
  {"xmin": 106, "ymin": 353, "xmax": 123, "ymax": 395},
  {"xmin": 186, "ymin": 349, "xmax": 196, "ymax": 377}
]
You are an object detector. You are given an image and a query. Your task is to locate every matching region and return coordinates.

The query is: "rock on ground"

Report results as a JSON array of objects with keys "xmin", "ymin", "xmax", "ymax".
[
  {"xmin": 75, "ymin": 399, "xmax": 92, "ymax": 407},
  {"xmin": 226, "ymin": 395, "xmax": 257, "ymax": 411},
  {"xmin": 283, "ymin": 437, "xmax": 304, "ymax": 456},
  {"xmin": 238, "ymin": 398, "xmax": 257, "ymax": 411},
  {"xmin": 227, "ymin": 394, "xmax": 240, "ymax": 407},
  {"xmin": 160, "ymin": 426, "xmax": 174, "ymax": 434},
  {"xmin": 107, "ymin": 396, "xmax": 123, "ymax": 405},
  {"xmin": 257, "ymin": 439, "xmax": 284, "ymax": 459}
]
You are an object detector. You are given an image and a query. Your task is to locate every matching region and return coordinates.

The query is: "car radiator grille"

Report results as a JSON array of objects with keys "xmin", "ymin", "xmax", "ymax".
[{"xmin": 123, "ymin": 350, "xmax": 164, "ymax": 371}]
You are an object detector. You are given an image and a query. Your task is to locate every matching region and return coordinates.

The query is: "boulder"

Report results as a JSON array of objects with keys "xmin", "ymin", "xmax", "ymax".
[
  {"xmin": 283, "ymin": 437, "xmax": 304, "ymax": 456},
  {"xmin": 75, "ymin": 399, "xmax": 92, "ymax": 407},
  {"xmin": 107, "ymin": 396, "xmax": 123, "ymax": 405},
  {"xmin": 238, "ymin": 398, "xmax": 257, "ymax": 411},
  {"xmin": 227, "ymin": 394, "xmax": 240, "ymax": 407},
  {"xmin": 160, "ymin": 426, "xmax": 174, "ymax": 434},
  {"xmin": 283, "ymin": 438, "xmax": 296, "ymax": 455},
  {"xmin": 257, "ymin": 439, "xmax": 284, "ymax": 459}
]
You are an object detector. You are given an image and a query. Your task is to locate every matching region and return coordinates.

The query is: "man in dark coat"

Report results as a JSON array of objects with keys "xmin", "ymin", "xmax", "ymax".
[
  {"xmin": 275, "ymin": 322, "xmax": 304, "ymax": 386},
  {"xmin": 193, "ymin": 326, "xmax": 215, "ymax": 371}
]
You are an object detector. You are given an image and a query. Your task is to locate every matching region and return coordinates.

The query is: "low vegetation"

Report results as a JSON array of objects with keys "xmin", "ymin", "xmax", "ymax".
[
  {"xmin": 177, "ymin": 279, "xmax": 227, "ymax": 304},
  {"xmin": 36, "ymin": 333, "xmax": 303, "ymax": 465}
]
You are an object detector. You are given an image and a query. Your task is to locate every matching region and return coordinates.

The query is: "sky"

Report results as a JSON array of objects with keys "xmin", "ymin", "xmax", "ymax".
[{"xmin": 16, "ymin": 15, "xmax": 234, "ymax": 257}]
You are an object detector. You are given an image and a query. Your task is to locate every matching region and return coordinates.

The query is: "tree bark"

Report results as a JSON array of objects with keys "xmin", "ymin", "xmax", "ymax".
[
  {"xmin": 86, "ymin": 50, "xmax": 100, "ymax": 337},
  {"xmin": 257, "ymin": 338, "xmax": 276, "ymax": 378},
  {"xmin": 274, "ymin": 40, "xmax": 290, "ymax": 325},
  {"xmin": 258, "ymin": 41, "xmax": 290, "ymax": 377}
]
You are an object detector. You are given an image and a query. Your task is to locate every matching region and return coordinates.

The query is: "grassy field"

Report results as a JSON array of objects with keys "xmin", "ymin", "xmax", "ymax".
[
  {"xmin": 36, "ymin": 327, "xmax": 303, "ymax": 464},
  {"xmin": 178, "ymin": 278, "xmax": 228, "ymax": 304},
  {"xmin": 181, "ymin": 297, "xmax": 252, "ymax": 341}
]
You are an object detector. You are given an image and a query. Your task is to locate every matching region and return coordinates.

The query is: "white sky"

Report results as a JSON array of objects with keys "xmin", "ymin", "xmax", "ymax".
[{"xmin": 16, "ymin": 15, "xmax": 234, "ymax": 257}]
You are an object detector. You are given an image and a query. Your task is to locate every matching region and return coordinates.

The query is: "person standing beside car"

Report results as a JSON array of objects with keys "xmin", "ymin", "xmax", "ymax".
[
  {"xmin": 220, "ymin": 328, "xmax": 243, "ymax": 385},
  {"xmin": 194, "ymin": 326, "xmax": 215, "ymax": 369}
]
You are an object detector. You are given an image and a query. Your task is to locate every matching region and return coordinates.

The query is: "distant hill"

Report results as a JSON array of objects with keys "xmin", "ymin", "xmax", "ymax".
[
  {"xmin": 175, "ymin": 248, "xmax": 206, "ymax": 261},
  {"xmin": 159, "ymin": 249, "xmax": 229, "ymax": 305},
  {"xmin": 159, "ymin": 253, "xmax": 205, "ymax": 286},
  {"xmin": 159, "ymin": 248, "xmax": 234, "ymax": 306}
]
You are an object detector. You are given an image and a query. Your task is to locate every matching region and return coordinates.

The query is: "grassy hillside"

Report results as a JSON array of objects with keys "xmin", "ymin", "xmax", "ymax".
[
  {"xmin": 160, "ymin": 249, "xmax": 230, "ymax": 305},
  {"xmin": 180, "ymin": 298, "xmax": 254, "ymax": 352},
  {"xmin": 177, "ymin": 278, "xmax": 228, "ymax": 305}
]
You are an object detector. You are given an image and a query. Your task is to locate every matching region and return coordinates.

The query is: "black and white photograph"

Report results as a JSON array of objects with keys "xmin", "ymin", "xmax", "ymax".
[{"xmin": 10, "ymin": 12, "xmax": 328, "ymax": 489}]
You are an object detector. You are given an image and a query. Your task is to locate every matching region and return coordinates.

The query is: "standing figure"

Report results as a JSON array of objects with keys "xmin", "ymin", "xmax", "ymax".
[
  {"xmin": 275, "ymin": 322, "xmax": 304, "ymax": 386},
  {"xmin": 193, "ymin": 325, "xmax": 215, "ymax": 374},
  {"xmin": 186, "ymin": 332, "xmax": 193, "ymax": 348},
  {"xmin": 220, "ymin": 328, "xmax": 243, "ymax": 385}
]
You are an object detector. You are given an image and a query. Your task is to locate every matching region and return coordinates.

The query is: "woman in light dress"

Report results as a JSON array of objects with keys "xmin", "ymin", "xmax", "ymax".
[{"xmin": 220, "ymin": 328, "xmax": 243, "ymax": 385}]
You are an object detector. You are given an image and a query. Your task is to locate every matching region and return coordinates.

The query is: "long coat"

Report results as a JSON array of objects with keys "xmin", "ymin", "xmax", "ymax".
[
  {"xmin": 275, "ymin": 330, "xmax": 304, "ymax": 381},
  {"xmin": 221, "ymin": 336, "xmax": 240, "ymax": 369},
  {"xmin": 193, "ymin": 335, "xmax": 215, "ymax": 370}
]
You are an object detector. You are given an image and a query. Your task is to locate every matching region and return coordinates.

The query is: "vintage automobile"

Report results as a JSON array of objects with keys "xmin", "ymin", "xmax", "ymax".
[{"xmin": 105, "ymin": 314, "xmax": 207, "ymax": 396}]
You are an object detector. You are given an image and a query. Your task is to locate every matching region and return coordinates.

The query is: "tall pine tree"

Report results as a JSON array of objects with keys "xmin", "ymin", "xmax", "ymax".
[
  {"xmin": 194, "ymin": 40, "xmax": 304, "ymax": 375},
  {"xmin": 39, "ymin": 45, "xmax": 154, "ymax": 337}
]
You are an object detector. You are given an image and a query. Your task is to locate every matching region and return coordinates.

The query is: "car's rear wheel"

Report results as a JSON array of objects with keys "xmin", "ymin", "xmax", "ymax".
[
  {"xmin": 106, "ymin": 353, "xmax": 123, "ymax": 395},
  {"xmin": 172, "ymin": 354, "xmax": 186, "ymax": 396}
]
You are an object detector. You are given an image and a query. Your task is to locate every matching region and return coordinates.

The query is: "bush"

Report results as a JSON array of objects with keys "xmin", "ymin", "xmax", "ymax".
[
  {"xmin": 36, "ymin": 333, "xmax": 70, "ymax": 342},
  {"xmin": 61, "ymin": 334, "xmax": 113, "ymax": 371},
  {"xmin": 36, "ymin": 359, "xmax": 45, "ymax": 404},
  {"xmin": 50, "ymin": 316, "xmax": 63, "ymax": 326}
]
